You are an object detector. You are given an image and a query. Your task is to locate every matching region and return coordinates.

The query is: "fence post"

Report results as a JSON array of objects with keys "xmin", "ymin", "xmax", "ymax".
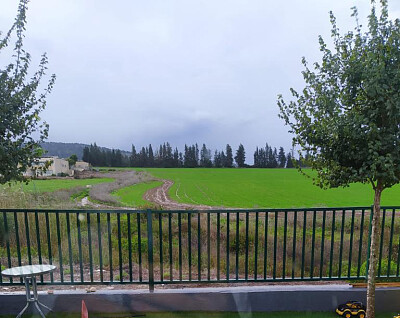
[
  {"xmin": 365, "ymin": 205, "xmax": 374, "ymax": 282},
  {"xmin": 146, "ymin": 209, "xmax": 154, "ymax": 292}
]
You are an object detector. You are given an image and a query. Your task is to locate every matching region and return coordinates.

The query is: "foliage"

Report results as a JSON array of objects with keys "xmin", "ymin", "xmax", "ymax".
[
  {"xmin": 7, "ymin": 177, "xmax": 113, "ymax": 193},
  {"xmin": 84, "ymin": 141, "xmax": 297, "ymax": 169},
  {"xmin": 278, "ymin": 0, "xmax": 400, "ymax": 191},
  {"xmin": 278, "ymin": 1, "xmax": 400, "ymax": 316},
  {"xmin": 0, "ymin": 0, "xmax": 55, "ymax": 184},
  {"xmin": 234, "ymin": 144, "xmax": 246, "ymax": 167},
  {"xmin": 68, "ymin": 154, "xmax": 78, "ymax": 168}
]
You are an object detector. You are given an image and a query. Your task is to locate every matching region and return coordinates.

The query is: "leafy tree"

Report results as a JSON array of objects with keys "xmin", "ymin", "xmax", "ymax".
[
  {"xmin": 234, "ymin": 144, "xmax": 246, "ymax": 167},
  {"xmin": 0, "ymin": 0, "xmax": 55, "ymax": 183},
  {"xmin": 278, "ymin": 1, "xmax": 400, "ymax": 316},
  {"xmin": 68, "ymin": 154, "xmax": 78, "ymax": 168}
]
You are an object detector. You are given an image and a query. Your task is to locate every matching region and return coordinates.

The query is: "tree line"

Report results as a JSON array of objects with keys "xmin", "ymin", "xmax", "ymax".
[{"xmin": 82, "ymin": 142, "xmax": 299, "ymax": 168}]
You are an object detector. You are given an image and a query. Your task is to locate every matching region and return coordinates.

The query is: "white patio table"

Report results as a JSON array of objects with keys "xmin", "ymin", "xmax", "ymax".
[{"xmin": 1, "ymin": 264, "xmax": 56, "ymax": 318}]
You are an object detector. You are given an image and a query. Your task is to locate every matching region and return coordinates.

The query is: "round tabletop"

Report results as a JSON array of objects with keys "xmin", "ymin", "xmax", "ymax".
[{"xmin": 1, "ymin": 265, "xmax": 56, "ymax": 278}]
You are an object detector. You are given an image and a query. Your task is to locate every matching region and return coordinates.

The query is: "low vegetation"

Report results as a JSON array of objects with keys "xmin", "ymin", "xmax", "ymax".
[
  {"xmin": 112, "ymin": 181, "xmax": 163, "ymax": 208},
  {"xmin": 6, "ymin": 178, "xmax": 113, "ymax": 193}
]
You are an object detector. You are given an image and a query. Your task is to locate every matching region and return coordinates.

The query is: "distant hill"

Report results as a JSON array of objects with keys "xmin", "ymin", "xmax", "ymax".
[{"xmin": 40, "ymin": 142, "xmax": 131, "ymax": 160}]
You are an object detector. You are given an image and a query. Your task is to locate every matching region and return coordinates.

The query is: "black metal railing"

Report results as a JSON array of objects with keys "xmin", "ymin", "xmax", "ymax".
[{"xmin": 1, "ymin": 207, "xmax": 400, "ymax": 290}]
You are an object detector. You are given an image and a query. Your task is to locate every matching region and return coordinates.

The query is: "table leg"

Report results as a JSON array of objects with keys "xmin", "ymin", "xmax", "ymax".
[
  {"xmin": 15, "ymin": 302, "xmax": 29, "ymax": 318},
  {"xmin": 15, "ymin": 276, "xmax": 51, "ymax": 318},
  {"xmin": 34, "ymin": 302, "xmax": 46, "ymax": 318}
]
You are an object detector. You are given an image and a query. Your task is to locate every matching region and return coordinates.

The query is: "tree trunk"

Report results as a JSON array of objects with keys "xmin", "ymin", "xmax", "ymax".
[{"xmin": 366, "ymin": 182, "xmax": 383, "ymax": 318}]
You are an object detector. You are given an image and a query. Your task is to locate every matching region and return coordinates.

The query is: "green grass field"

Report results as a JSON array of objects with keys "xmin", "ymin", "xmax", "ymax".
[
  {"xmin": 138, "ymin": 168, "xmax": 400, "ymax": 208},
  {"xmin": 4, "ymin": 178, "xmax": 114, "ymax": 193},
  {"xmin": 112, "ymin": 180, "xmax": 163, "ymax": 207}
]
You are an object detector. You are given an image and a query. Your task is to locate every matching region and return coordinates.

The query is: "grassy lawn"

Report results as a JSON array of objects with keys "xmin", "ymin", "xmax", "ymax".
[
  {"xmin": 4, "ymin": 178, "xmax": 114, "ymax": 193},
  {"xmin": 112, "ymin": 180, "xmax": 163, "ymax": 207},
  {"xmin": 0, "ymin": 312, "xmax": 396, "ymax": 318},
  {"xmin": 140, "ymin": 168, "xmax": 400, "ymax": 208}
]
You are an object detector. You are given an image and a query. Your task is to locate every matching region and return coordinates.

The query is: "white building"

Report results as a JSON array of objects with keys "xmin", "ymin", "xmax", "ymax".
[{"xmin": 24, "ymin": 157, "xmax": 70, "ymax": 177}]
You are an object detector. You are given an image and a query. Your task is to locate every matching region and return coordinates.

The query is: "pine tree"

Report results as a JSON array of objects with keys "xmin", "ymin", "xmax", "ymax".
[
  {"xmin": 234, "ymin": 144, "xmax": 246, "ymax": 167},
  {"xmin": 286, "ymin": 153, "xmax": 294, "ymax": 168},
  {"xmin": 278, "ymin": 147, "xmax": 286, "ymax": 168},
  {"xmin": 148, "ymin": 144, "xmax": 154, "ymax": 167},
  {"xmin": 225, "ymin": 144, "xmax": 233, "ymax": 167},
  {"xmin": 130, "ymin": 145, "xmax": 137, "ymax": 167}
]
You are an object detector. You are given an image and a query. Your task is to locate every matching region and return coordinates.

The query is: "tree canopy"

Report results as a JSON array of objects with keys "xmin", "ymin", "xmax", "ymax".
[
  {"xmin": 278, "ymin": 1, "xmax": 400, "ymax": 316},
  {"xmin": 0, "ymin": 0, "xmax": 55, "ymax": 184},
  {"xmin": 278, "ymin": 0, "xmax": 400, "ymax": 192}
]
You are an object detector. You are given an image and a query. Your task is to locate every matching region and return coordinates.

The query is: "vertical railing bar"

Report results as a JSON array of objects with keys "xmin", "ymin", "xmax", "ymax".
[
  {"xmin": 310, "ymin": 210, "xmax": 316, "ymax": 279},
  {"xmin": 87, "ymin": 213, "xmax": 94, "ymax": 283},
  {"xmin": 97, "ymin": 213, "xmax": 103, "ymax": 283},
  {"xmin": 319, "ymin": 210, "xmax": 326, "ymax": 279},
  {"xmin": 13, "ymin": 212, "xmax": 23, "ymax": 283},
  {"xmin": 378, "ymin": 207, "xmax": 386, "ymax": 278},
  {"xmin": 254, "ymin": 212, "xmax": 259, "ymax": 280},
  {"xmin": 273, "ymin": 211, "xmax": 278, "ymax": 280},
  {"xmin": 301, "ymin": 211, "xmax": 306, "ymax": 279},
  {"xmin": 397, "ymin": 209, "xmax": 400, "ymax": 277},
  {"xmin": 387, "ymin": 209, "xmax": 395, "ymax": 277},
  {"xmin": 264, "ymin": 212, "xmax": 268, "ymax": 280},
  {"xmin": 235, "ymin": 212, "xmax": 239, "ymax": 280},
  {"xmin": 338, "ymin": 209, "xmax": 345, "ymax": 278},
  {"xmin": 76, "ymin": 213, "xmax": 84, "ymax": 283},
  {"xmin": 329, "ymin": 210, "xmax": 335, "ymax": 278},
  {"xmin": 188, "ymin": 213, "xmax": 192, "ymax": 281},
  {"xmin": 198, "ymin": 212, "xmax": 201, "ymax": 282},
  {"xmin": 34, "ymin": 213, "xmax": 43, "ymax": 278},
  {"xmin": 66, "ymin": 213, "xmax": 74, "ymax": 283},
  {"xmin": 217, "ymin": 213, "xmax": 220, "ymax": 281},
  {"xmin": 168, "ymin": 213, "xmax": 173, "ymax": 282},
  {"xmin": 146, "ymin": 209, "xmax": 154, "ymax": 292},
  {"xmin": 282, "ymin": 211, "xmax": 287, "ymax": 279},
  {"xmin": 178, "ymin": 213, "xmax": 182, "ymax": 281},
  {"xmin": 45, "ymin": 212, "xmax": 53, "ymax": 282},
  {"xmin": 127, "ymin": 213, "xmax": 133, "ymax": 282},
  {"xmin": 24, "ymin": 212, "xmax": 32, "ymax": 265},
  {"xmin": 107, "ymin": 213, "xmax": 113, "ymax": 282},
  {"xmin": 117, "ymin": 213, "xmax": 123, "ymax": 283},
  {"xmin": 245, "ymin": 212, "xmax": 249, "ymax": 281},
  {"xmin": 3, "ymin": 212, "xmax": 12, "ymax": 284},
  {"xmin": 55, "ymin": 213, "xmax": 64, "ymax": 283},
  {"xmin": 347, "ymin": 209, "xmax": 355, "ymax": 278},
  {"xmin": 357, "ymin": 209, "xmax": 365, "ymax": 278},
  {"xmin": 137, "ymin": 213, "xmax": 142, "ymax": 282},
  {"xmin": 292, "ymin": 211, "xmax": 297, "ymax": 279},
  {"xmin": 159, "ymin": 213, "xmax": 163, "ymax": 283},
  {"xmin": 226, "ymin": 212, "xmax": 230, "ymax": 282},
  {"xmin": 207, "ymin": 212, "xmax": 211, "ymax": 281}
]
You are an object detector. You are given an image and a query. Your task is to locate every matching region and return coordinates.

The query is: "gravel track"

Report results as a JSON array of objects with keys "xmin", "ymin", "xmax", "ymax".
[{"xmin": 143, "ymin": 179, "xmax": 224, "ymax": 210}]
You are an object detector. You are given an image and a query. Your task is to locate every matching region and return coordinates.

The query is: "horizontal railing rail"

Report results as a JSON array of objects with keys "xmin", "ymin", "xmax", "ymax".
[{"xmin": 1, "ymin": 207, "xmax": 400, "ymax": 291}]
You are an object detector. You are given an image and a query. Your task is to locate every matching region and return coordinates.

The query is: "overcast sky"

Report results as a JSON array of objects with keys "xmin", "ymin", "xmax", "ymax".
[{"xmin": 1, "ymin": 0, "xmax": 400, "ymax": 158}]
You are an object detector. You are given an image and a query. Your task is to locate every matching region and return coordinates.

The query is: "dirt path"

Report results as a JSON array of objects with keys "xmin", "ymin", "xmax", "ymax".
[{"xmin": 143, "ymin": 179, "xmax": 224, "ymax": 210}]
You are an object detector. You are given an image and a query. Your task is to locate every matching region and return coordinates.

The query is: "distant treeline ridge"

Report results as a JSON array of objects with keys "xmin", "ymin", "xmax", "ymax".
[{"xmin": 82, "ymin": 142, "xmax": 303, "ymax": 168}]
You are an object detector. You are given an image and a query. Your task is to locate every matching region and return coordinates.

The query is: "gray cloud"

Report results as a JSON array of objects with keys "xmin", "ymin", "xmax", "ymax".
[{"xmin": 1, "ymin": 0, "xmax": 399, "ymax": 160}]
